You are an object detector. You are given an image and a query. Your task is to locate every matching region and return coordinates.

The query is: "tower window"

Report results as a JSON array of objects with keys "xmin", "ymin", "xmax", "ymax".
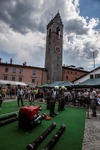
[
  {"xmin": 57, "ymin": 64, "xmax": 58, "ymax": 70},
  {"xmin": 49, "ymin": 29, "xmax": 51, "ymax": 35},
  {"xmin": 56, "ymin": 27, "xmax": 60, "ymax": 34},
  {"xmin": 56, "ymin": 27, "xmax": 60, "ymax": 39}
]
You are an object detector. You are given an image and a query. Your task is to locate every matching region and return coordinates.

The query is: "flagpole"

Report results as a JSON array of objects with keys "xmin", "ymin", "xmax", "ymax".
[{"xmin": 93, "ymin": 51, "xmax": 95, "ymax": 79}]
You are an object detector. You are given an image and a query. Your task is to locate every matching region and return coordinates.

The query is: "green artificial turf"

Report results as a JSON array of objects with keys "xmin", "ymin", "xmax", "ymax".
[{"xmin": 0, "ymin": 100, "xmax": 86, "ymax": 150}]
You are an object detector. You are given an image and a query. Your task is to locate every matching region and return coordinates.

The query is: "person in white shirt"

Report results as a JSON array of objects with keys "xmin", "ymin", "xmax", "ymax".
[
  {"xmin": 90, "ymin": 88, "xmax": 97, "ymax": 117},
  {"xmin": 50, "ymin": 88, "xmax": 57, "ymax": 117},
  {"xmin": 83, "ymin": 89, "xmax": 90, "ymax": 108},
  {"xmin": 17, "ymin": 86, "xmax": 24, "ymax": 107}
]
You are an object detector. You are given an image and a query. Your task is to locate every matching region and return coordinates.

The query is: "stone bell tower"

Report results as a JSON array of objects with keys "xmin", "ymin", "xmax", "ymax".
[{"xmin": 45, "ymin": 12, "xmax": 63, "ymax": 83}]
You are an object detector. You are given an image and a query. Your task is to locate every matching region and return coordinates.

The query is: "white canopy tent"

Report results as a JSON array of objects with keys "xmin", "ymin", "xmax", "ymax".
[{"xmin": 0, "ymin": 80, "xmax": 27, "ymax": 86}]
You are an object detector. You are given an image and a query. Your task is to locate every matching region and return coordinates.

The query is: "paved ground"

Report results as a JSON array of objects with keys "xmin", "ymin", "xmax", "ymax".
[{"xmin": 82, "ymin": 108, "xmax": 100, "ymax": 150}]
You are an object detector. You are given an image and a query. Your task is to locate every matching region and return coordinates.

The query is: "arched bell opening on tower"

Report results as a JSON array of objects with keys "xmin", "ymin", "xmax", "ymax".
[
  {"xmin": 49, "ymin": 28, "xmax": 51, "ymax": 36},
  {"xmin": 56, "ymin": 27, "xmax": 60, "ymax": 39}
]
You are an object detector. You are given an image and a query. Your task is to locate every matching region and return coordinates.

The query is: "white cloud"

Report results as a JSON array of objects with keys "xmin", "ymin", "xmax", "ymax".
[
  {"xmin": 0, "ymin": 20, "xmax": 45, "ymax": 66},
  {"xmin": 0, "ymin": 0, "xmax": 100, "ymax": 71}
]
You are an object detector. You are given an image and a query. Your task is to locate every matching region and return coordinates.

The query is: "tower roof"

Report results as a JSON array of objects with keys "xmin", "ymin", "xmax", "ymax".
[{"xmin": 47, "ymin": 12, "xmax": 63, "ymax": 29}]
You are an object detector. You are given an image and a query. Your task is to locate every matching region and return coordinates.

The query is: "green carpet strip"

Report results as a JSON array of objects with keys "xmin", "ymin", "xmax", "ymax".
[{"xmin": 0, "ymin": 101, "xmax": 86, "ymax": 150}]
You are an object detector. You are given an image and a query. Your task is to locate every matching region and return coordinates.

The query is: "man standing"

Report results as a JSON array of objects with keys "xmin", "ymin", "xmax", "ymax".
[
  {"xmin": 83, "ymin": 89, "xmax": 90, "ymax": 108},
  {"xmin": 17, "ymin": 86, "xmax": 24, "ymax": 107},
  {"xmin": 90, "ymin": 88, "xmax": 97, "ymax": 117},
  {"xmin": 45, "ymin": 89, "xmax": 51, "ymax": 110},
  {"xmin": 49, "ymin": 88, "xmax": 57, "ymax": 117}
]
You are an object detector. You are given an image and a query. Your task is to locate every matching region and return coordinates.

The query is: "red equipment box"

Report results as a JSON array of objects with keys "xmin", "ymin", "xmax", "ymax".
[{"xmin": 19, "ymin": 106, "xmax": 41, "ymax": 121}]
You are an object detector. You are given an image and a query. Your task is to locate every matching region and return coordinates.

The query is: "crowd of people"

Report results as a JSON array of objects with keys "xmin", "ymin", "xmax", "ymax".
[
  {"xmin": 0, "ymin": 85, "xmax": 100, "ymax": 116},
  {"xmin": 0, "ymin": 86, "xmax": 44, "ymax": 108},
  {"xmin": 45, "ymin": 87, "xmax": 100, "ymax": 117}
]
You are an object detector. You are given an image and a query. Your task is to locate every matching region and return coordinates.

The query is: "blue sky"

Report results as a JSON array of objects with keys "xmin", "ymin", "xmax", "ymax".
[
  {"xmin": 0, "ymin": 0, "xmax": 100, "ymax": 71},
  {"xmin": 79, "ymin": 0, "xmax": 100, "ymax": 27}
]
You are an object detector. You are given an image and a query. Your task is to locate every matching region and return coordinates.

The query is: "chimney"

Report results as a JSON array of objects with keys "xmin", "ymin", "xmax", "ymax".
[
  {"xmin": 10, "ymin": 58, "xmax": 12, "ymax": 64},
  {"xmin": 0, "ymin": 58, "xmax": 2, "ymax": 63},
  {"xmin": 23, "ymin": 62, "xmax": 27, "ymax": 66},
  {"xmin": 24, "ymin": 62, "xmax": 27, "ymax": 65}
]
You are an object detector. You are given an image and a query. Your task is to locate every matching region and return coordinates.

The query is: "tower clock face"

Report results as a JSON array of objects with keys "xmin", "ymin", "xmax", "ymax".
[{"xmin": 55, "ymin": 46, "xmax": 61, "ymax": 53}]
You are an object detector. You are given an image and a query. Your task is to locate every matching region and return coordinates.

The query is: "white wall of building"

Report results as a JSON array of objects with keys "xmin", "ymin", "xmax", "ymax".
[{"xmin": 74, "ymin": 67, "xmax": 100, "ymax": 85}]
